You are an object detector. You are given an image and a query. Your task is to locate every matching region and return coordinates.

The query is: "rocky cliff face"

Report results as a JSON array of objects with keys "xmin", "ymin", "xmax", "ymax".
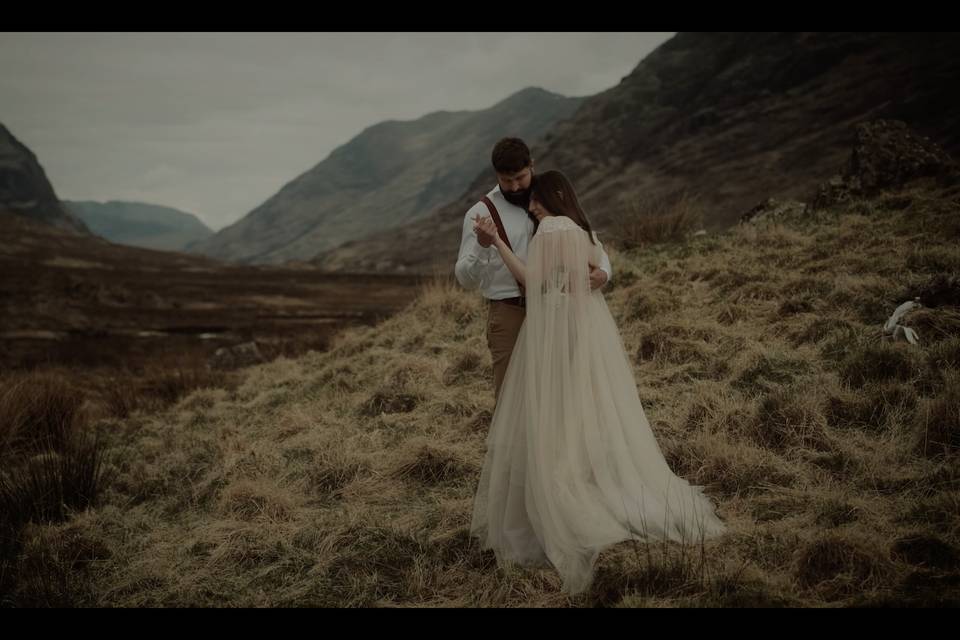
[{"xmin": 0, "ymin": 123, "xmax": 89, "ymax": 234}]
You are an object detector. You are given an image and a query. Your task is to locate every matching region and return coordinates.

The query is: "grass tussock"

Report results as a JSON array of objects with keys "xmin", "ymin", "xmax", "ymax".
[{"xmin": 614, "ymin": 192, "xmax": 705, "ymax": 249}]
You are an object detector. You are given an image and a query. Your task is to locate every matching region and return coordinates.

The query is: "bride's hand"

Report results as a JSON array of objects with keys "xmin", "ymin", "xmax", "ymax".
[{"xmin": 588, "ymin": 264, "xmax": 607, "ymax": 290}]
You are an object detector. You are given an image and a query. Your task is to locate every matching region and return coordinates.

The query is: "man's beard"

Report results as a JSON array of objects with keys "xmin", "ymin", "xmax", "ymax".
[{"xmin": 501, "ymin": 185, "xmax": 531, "ymax": 210}]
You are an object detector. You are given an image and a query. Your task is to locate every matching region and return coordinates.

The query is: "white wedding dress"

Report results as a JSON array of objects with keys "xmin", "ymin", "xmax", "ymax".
[{"xmin": 470, "ymin": 215, "xmax": 726, "ymax": 595}]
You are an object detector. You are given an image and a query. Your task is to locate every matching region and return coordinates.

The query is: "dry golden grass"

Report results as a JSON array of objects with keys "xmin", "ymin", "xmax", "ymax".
[
  {"xmin": 0, "ymin": 371, "xmax": 113, "ymax": 604},
  {"xmin": 614, "ymin": 191, "xmax": 706, "ymax": 249},
  {"xmin": 4, "ymin": 184, "xmax": 960, "ymax": 607}
]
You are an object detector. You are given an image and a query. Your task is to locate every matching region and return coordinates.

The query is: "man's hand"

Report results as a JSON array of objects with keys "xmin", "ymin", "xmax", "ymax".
[
  {"xmin": 473, "ymin": 214, "xmax": 498, "ymax": 248},
  {"xmin": 589, "ymin": 264, "xmax": 608, "ymax": 290}
]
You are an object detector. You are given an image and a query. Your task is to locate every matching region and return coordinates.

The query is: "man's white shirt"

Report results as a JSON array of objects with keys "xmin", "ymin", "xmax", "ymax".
[{"xmin": 455, "ymin": 185, "xmax": 612, "ymax": 299}]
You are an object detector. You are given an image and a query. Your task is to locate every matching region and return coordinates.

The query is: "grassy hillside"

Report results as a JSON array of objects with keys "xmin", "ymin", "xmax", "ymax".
[{"xmin": 3, "ymin": 180, "xmax": 959, "ymax": 607}]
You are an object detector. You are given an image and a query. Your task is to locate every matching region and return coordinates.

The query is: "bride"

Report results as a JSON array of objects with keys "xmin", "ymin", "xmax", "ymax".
[{"xmin": 469, "ymin": 170, "xmax": 727, "ymax": 595}]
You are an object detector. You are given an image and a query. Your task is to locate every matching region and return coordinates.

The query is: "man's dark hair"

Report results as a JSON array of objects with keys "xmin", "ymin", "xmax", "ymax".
[{"xmin": 491, "ymin": 138, "xmax": 531, "ymax": 174}]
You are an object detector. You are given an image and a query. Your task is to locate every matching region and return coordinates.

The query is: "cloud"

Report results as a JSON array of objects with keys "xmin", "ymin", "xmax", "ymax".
[{"xmin": 1, "ymin": 32, "xmax": 675, "ymax": 231}]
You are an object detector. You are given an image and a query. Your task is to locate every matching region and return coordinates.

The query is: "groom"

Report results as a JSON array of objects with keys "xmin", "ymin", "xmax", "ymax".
[{"xmin": 455, "ymin": 137, "xmax": 613, "ymax": 403}]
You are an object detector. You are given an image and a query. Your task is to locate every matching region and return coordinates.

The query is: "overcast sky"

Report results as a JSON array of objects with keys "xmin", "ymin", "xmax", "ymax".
[{"xmin": 1, "ymin": 32, "xmax": 675, "ymax": 231}]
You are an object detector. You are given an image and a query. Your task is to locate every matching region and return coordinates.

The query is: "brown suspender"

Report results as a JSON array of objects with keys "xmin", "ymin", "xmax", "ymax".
[
  {"xmin": 481, "ymin": 196, "xmax": 511, "ymax": 250},
  {"xmin": 480, "ymin": 196, "xmax": 525, "ymax": 294}
]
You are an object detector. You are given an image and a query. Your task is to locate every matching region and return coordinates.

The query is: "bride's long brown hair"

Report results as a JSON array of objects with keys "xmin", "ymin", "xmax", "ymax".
[{"xmin": 530, "ymin": 170, "xmax": 596, "ymax": 245}]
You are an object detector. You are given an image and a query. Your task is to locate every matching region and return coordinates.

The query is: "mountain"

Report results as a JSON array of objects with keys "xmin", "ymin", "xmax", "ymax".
[
  {"xmin": 313, "ymin": 32, "xmax": 960, "ymax": 274},
  {"xmin": 187, "ymin": 87, "xmax": 584, "ymax": 264},
  {"xmin": 64, "ymin": 200, "xmax": 213, "ymax": 251},
  {"xmin": 0, "ymin": 123, "xmax": 89, "ymax": 234}
]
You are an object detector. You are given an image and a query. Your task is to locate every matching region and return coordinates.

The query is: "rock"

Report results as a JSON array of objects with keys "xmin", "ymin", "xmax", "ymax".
[
  {"xmin": 210, "ymin": 341, "xmax": 266, "ymax": 370},
  {"xmin": 883, "ymin": 300, "xmax": 921, "ymax": 345},
  {"xmin": 850, "ymin": 120, "xmax": 958, "ymax": 192},
  {"xmin": 812, "ymin": 175, "xmax": 855, "ymax": 211},
  {"xmin": 739, "ymin": 198, "xmax": 807, "ymax": 224},
  {"xmin": 813, "ymin": 120, "xmax": 960, "ymax": 209}
]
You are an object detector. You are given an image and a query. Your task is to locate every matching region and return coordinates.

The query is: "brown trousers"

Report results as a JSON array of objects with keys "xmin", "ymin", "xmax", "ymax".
[{"xmin": 486, "ymin": 299, "xmax": 527, "ymax": 403}]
